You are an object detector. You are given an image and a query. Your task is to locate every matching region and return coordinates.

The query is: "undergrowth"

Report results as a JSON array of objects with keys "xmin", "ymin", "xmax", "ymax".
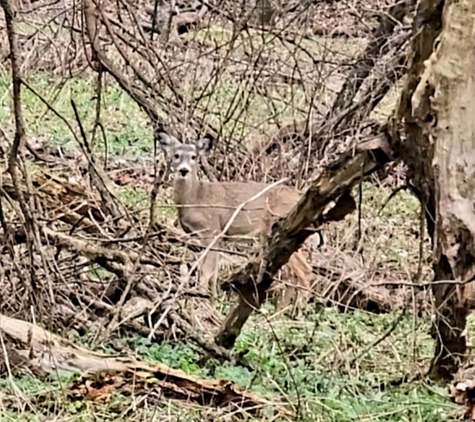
[
  {"xmin": 0, "ymin": 72, "xmax": 152, "ymax": 159},
  {"xmin": 0, "ymin": 40, "xmax": 463, "ymax": 422},
  {"xmin": 0, "ymin": 307, "xmax": 463, "ymax": 421}
]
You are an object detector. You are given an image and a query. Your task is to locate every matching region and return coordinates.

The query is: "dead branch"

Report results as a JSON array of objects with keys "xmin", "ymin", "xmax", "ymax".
[
  {"xmin": 42, "ymin": 226, "xmax": 134, "ymax": 277},
  {"xmin": 0, "ymin": 313, "xmax": 286, "ymax": 417},
  {"xmin": 326, "ymin": 0, "xmax": 415, "ymax": 121},
  {"xmin": 0, "ymin": 0, "xmax": 46, "ymax": 303},
  {"xmin": 82, "ymin": 0, "xmax": 160, "ymax": 123},
  {"xmin": 250, "ymin": 0, "xmax": 414, "ymax": 183},
  {"xmin": 70, "ymin": 100, "xmax": 123, "ymax": 220},
  {"xmin": 82, "ymin": 0, "xmax": 218, "ymax": 139},
  {"xmin": 216, "ymin": 134, "xmax": 392, "ymax": 348}
]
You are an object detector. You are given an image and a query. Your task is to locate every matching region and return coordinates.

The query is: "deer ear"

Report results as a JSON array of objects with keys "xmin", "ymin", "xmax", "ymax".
[
  {"xmin": 196, "ymin": 135, "xmax": 213, "ymax": 156},
  {"xmin": 155, "ymin": 128, "xmax": 180, "ymax": 158}
]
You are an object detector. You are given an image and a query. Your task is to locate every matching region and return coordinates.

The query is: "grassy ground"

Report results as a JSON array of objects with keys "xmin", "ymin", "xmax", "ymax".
[
  {"xmin": 0, "ymin": 308, "xmax": 462, "ymax": 421},
  {"xmin": 0, "ymin": 72, "xmax": 152, "ymax": 159},
  {"xmin": 0, "ymin": 67, "xmax": 465, "ymax": 421}
]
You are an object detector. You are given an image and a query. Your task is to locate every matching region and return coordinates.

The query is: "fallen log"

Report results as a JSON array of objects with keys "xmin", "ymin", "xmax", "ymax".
[{"xmin": 0, "ymin": 313, "xmax": 287, "ymax": 417}]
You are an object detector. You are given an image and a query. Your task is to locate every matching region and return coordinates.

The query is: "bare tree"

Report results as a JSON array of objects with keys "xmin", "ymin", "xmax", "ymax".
[{"xmin": 391, "ymin": 0, "xmax": 475, "ymax": 380}]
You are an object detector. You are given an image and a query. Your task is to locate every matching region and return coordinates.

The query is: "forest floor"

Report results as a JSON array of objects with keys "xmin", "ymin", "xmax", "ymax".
[
  {"xmin": 0, "ymin": 72, "xmax": 468, "ymax": 422},
  {"xmin": 0, "ymin": 0, "xmax": 470, "ymax": 419}
]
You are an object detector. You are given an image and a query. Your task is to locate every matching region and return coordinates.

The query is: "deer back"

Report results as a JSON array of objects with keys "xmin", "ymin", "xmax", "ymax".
[{"xmin": 178, "ymin": 180, "xmax": 302, "ymax": 237}]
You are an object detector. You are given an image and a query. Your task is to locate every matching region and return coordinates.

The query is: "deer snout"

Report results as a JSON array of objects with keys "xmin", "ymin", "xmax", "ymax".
[{"xmin": 178, "ymin": 167, "xmax": 190, "ymax": 177}]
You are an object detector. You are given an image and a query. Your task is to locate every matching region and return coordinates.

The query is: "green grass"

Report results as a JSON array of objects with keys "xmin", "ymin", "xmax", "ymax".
[
  {"xmin": 117, "ymin": 186, "xmax": 149, "ymax": 207},
  {"xmin": 323, "ymin": 181, "xmax": 432, "ymax": 279},
  {"xmin": 0, "ymin": 72, "xmax": 152, "ymax": 159},
  {"xmin": 0, "ymin": 70, "xmax": 308, "ymax": 157},
  {"xmin": 0, "ymin": 308, "xmax": 463, "ymax": 421},
  {"xmin": 0, "ymin": 27, "xmax": 363, "ymax": 158},
  {"xmin": 0, "ymin": 25, "xmax": 367, "ymax": 155}
]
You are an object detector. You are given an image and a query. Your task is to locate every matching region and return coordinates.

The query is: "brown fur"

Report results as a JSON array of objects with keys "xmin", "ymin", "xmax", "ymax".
[{"xmin": 157, "ymin": 130, "xmax": 312, "ymax": 302}]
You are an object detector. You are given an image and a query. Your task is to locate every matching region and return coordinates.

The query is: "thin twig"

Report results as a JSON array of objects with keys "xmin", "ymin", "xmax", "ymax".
[{"xmin": 187, "ymin": 178, "xmax": 289, "ymax": 280}]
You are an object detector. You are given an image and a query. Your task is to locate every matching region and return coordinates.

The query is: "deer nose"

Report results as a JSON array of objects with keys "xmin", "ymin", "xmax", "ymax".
[{"xmin": 179, "ymin": 168, "xmax": 189, "ymax": 177}]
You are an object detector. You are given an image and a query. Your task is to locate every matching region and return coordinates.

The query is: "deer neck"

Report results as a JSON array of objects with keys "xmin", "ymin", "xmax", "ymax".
[{"xmin": 173, "ymin": 176, "xmax": 201, "ymax": 206}]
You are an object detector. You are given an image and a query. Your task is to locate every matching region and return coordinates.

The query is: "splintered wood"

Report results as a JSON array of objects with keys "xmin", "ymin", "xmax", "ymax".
[
  {"xmin": 0, "ymin": 314, "xmax": 288, "ymax": 417},
  {"xmin": 450, "ymin": 365, "xmax": 475, "ymax": 421}
]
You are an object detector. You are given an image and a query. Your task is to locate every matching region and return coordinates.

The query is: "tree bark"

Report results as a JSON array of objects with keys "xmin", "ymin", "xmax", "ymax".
[
  {"xmin": 0, "ymin": 313, "xmax": 279, "ymax": 416},
  {"xmin": 216, "ymin": 137, "xmax": 391, "ymax": 348},
  {"xmin": 393, "ymin": 0, "xmax": 475, "ymax": 380}
]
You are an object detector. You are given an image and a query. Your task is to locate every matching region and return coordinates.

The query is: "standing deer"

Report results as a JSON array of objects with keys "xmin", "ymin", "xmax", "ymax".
[{"xmin": 157, "ymin": 129, "xmax": 312, "ymax": 302}]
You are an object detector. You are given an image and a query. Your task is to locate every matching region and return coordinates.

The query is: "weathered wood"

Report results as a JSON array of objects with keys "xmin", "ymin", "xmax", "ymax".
[
  {"xmin": 215, "ymin": 137, "xmax": 391, "ymax": 348},
  {"xmin": 393, "ymin": 0, "xmax": 475, "ymax": 380},
  {"xmin": 0, "ymin": 313, "xmax": 285, "ymax": 416}
]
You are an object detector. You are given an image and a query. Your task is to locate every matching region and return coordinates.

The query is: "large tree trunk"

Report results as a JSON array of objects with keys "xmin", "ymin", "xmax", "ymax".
[{"xmin": 393, "ymin": 0, "xmax": 475, "ymax": 380}]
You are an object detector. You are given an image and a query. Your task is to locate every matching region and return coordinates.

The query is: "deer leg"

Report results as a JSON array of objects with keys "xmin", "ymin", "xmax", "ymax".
[
  {"xmin": 199, "ymin": 249, "xmax": 220, "ymax": 299},
  {"xmin": 196, "ymin": 232, "xmax": 221, "ymax": 299},
  {"xmin": 282, "ymin": 252, "xmax": 312, "ymax": 315}
]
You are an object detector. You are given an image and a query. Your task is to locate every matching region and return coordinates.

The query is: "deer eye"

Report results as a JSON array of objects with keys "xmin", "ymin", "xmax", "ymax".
[
  {"xmin": 191, "ymin": 155, "xmax": 196, "ymax": 160},
  {"xmin": 174, "ymin": 154, "xmax": 179, "ymax": 159}
]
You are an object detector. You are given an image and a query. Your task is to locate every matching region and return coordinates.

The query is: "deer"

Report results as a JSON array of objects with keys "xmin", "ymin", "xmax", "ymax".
[{"xmin": 157, "ymin": 129, "xmax": 313, "ymax": 305}]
